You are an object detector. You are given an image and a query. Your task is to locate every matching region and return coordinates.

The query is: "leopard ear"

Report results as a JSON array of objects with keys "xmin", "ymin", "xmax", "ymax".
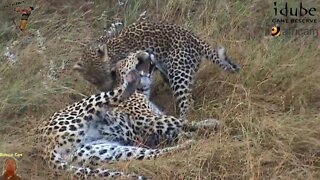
[
  {"xmin": 102, "ymin": 51, "xmax": 110, "ymax": 63},
  {"xmin": 124, "ymin": 70, "xmax": 139, "ymax": 83},
  {"xmin": 137, "ymin": 50, "xmax": 151, "ymax": 61},
  {"xmin": 136, "ymin": 50, "xmax": 152, "ymax": 72},
  {"xmin": 120, "ymin": 70, "xmax": 140, "ymax": 100},
  {"xmin": 97, "ymin": 44, "xmax": 105, "ymax": 58}
]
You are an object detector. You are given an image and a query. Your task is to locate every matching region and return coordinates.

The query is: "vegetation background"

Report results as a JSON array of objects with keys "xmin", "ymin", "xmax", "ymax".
[{"xmin": 0, "ymin": 0, "xmax": 319, "ymax": 179}]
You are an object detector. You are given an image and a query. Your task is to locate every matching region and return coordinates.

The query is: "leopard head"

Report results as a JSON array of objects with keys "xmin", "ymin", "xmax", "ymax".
[
  {"xmin": 74, "ymin": 43, "xmax": 155, "ymax": 97},
  {"xmin": 73, "ymin": 43, "xmax": 116, "ymax": 91}
]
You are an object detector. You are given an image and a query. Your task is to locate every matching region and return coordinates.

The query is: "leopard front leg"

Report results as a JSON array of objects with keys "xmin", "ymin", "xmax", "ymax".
[
  {"xmin": 167, "ymin": 64, "xmax": 197, "ymax": 119},
  {"xmin": 161, "ymin": 50, "xmax": 201, "ymax": 119}
]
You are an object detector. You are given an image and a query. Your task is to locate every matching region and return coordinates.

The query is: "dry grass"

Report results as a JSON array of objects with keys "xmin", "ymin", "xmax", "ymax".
[{"xmin": 0, "ymin": 0, "xmax": 320, "ymax": 179}]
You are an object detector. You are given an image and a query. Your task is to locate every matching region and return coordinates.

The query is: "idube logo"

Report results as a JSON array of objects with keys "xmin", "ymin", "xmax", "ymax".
[
  {"xmin": 272, "ymin": 2, "xmax": 317, "ymax": 24},
  {"xmin": 269, "ymin": 2, "xmax": 318, "ymax": 37}
]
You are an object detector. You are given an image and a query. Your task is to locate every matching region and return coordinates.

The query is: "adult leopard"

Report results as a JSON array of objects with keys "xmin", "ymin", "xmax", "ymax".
[
  {"xmin": 38, "ymin": 50, "xmax": 218, "ymax": 179},
  {"xmin": 75, "ymin": 21, "xmax": 240, "ymax": 118}
]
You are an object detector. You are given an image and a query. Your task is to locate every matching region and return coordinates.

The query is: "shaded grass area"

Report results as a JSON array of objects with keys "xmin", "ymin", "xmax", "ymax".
[{"xmin": 0, "ymin": 0, "xmax": 319, "ymax": 179}]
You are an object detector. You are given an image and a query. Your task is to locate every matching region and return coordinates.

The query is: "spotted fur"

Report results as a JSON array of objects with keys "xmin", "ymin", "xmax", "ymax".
[
  {"xmin": 77, "ymin": 21, "xmax": 240, "ymax": 118},
  {"xmin": 38, "ymin": 51, "xmax": 219, "ymax": 179}
]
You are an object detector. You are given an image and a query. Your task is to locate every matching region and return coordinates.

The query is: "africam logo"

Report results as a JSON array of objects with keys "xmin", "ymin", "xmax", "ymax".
[
  {"xmin": 270, "ymin": 25, "xmax": 319, "ymax": 37},
  {"xmin": 272, "ymin": 2, "xmax": 317, "ymax": 24},
  {"xmin": 271, "ymin": 26, "xmax": 281, "ymax": 36}
]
